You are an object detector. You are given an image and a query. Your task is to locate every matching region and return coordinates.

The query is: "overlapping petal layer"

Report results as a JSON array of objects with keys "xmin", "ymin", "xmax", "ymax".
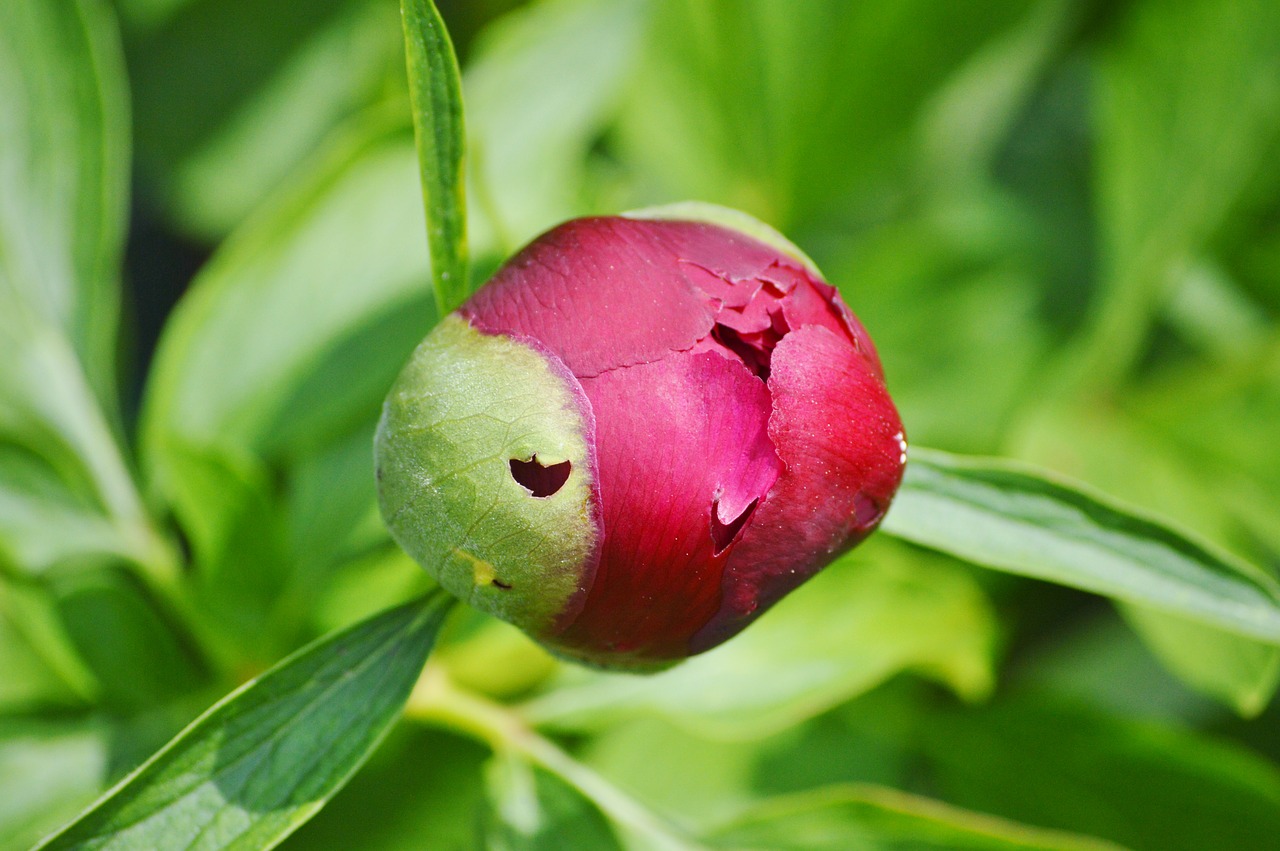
[{"xmin": 394, "ymin": 213, "xmax": 905, "ymax": 668}]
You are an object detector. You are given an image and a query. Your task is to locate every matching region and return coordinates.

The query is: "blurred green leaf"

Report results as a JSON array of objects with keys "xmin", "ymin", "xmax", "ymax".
[
  {"xmin": 1072, "ymin": 0, "xmax": 1280, "ymax": 389},
  {"xmin": 37, "ymin": 591, "xmax": 453, "ymax": 850},
  {"xmin": 49, "ymin": 565, "xmax": 209, "ymax": 714},
  {"xmin": 1010, "ymin": 392, "xmax": 1280, "ymax": 713},
  {"xmin": 883, "ymin": 447, "xmax": 1280, "ymax": 644},
  {"xmin": 704, "ymin": 784, "xmax": 1127, "ymax": 851},
  {"xmin": 524, "ymin": 539, "xmax": 996, "ymax": 740},
  {"xmin": 826, "ymin": 202, "xmax": 1050, "ymax": 453},
  {"xmin": 141, "ymin": 116, "xmax": 432, "ymax": 472},
  {"xmin": 0, "ymin": 580, "xmax": 96, "ymax": 710},
  {"xmin": 0, "ymin": 0, "xmax": 159, "ymax": 578},
  {"xmin": 1120, "ymin": 604, "xmax": 1280, "ymax": 718},
  {"xmin": 479, "ymin": 751, "xmax": 622, "ymax": 851},
  {"xmin": 126, "ymin": 0, "xmax": 402, "ymax": 238},
  {"xmin": 140, "ymin": 115, "xmax": 434, "ymax": 633},
  {"xmin": 0, "ymin": 448, "xmax": 141, "ymax": 575},
  {"xmin": 0, "ymin": 718, "xmax": 109, "ymax": 851},
  {"xmin": 281, "ymin": 725, "xmax": 488, "ymax": 851},
  {"xmin": 615, "ymin": 0, "xmax": 1031, "ymax": 229},
  {"xmin": 0, "ymin": 0, "xmax": 128, "ymax": 398},
  {"xmin": 403, "ymin": 0, "xmax": 469, "ymax": 314},
  {"xmin": 464, "ymin": 0, "xmax": 646, "ymax": 255},
  {"xmin": 916, "ymin": 697, "xmax": 1280, "ymax": 851},
  {"xmin": 154, "ymin": 439, "xmax": 288, "ymax": 661}
]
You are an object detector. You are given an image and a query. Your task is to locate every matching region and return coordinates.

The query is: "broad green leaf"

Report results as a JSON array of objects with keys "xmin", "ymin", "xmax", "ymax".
[
  {"xmin": 523, "ymin": 539, "xmax": 996, "ymax": 740},
  {"xmin": 49, "ymin": 565, "xmax": 210, "ymax": 714},
  {"xmin": 614, "ymin": 0, "xmax": 1031, "ymax": 229},
  {"xmin": 402, "ymin": 0, "xmax": 468, "ymax": 314},
  {"xmin": 1010, "ymin": 402, "xmax": 1280, "ymax": 711},
  {"xmin": 464, "ymin": 0, "xmax": 646, "ymax": 255},
  {"xmin": 141, "ymin": 117, "xmax": 432, "ymax": 474},
  {"xmin": 0, "ymin": 0, "xmax": 156, "ymax": 576},
  {"xmin": 1072, "ymin": 0, "xmax": 1280, "ymax": 388},
  {"xmin": 280, "ymin": 725, "xmax": 488, "ymax": 851},
  {"xmin": 704, "ymin": 785, "xmax": 1127, "ymax": 851},
  {"xmin": 125, "ymin": 0, "xmax": 402, "ymax": 238},
  {"xmin": 0, "ymin": 718, "xmax": 109, "ymax": 851},
  {"xmin": 0, "ymin": 0, "xmax": 129, "ymax": 397},
  {"xmin": 914, "ymin": 697, "xmax": 1280, "ymax": 851},
  {"xmin": 1120, "ymin": 604, "xmax": 1280, "ymax": 718},
  {"xmin": 0, "ymin": 580, "xmax": 96, "ymax": 710},
  {"xmin": 479, "ymin": 751, "xmax": 622, "ymax": 851},
  {"xmin": 881, "ymin": 447, "xmax": 1280, "ymax": 644},
  {"xmin": 0, "ymin": 447, "xmax": 141, "ymax": 575},
  {"xmin": 37, "ymin": 591, "xmax": 453, "ymax": 851}
]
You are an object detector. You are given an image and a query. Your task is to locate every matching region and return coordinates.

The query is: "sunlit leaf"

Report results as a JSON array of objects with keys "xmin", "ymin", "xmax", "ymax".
[
  {"xmin": 0, "ymin": 718, "xmax": 109, "ymax": 851},
  {"xmin": 915, "ymin": 697, "xmax": 1280, "ymax": 851},
  {"xmin": 479, "ymin": 751, "xmax": 622, "ymax": 851},
  {"xmin": 883, "ymin": 448, "xmax": 1280, "ymax": 644},
  {"xmin": 402, "ymin": 0, "xmax": 468, "ymax": 314},
  {"xmin": 705, "ymin": 784, "xmax": 1127, "ymax": 851},
  {"xmin": 36, "ymin": 592, "xmax": 453, "ymax": 850},
  {"xmin": 464, "ymin": 0, "xmax": 646, "ymax": 255},
  {"xmin": 125, "ymin": 0, "xmax": 402, "ymax": 238}
]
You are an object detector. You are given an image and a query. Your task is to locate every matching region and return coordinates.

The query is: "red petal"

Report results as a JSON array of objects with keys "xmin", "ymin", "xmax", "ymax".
[
  {"xmin": 547, "ymin": 350, "xmax": 780, "ymax": 665},
  {"xmin": 462, "ymin": 218, "xmax": 719, "ymax": 377},
  {"xmin": 692, "ymin": 325, "xmax": 905, "ymax": 653}
]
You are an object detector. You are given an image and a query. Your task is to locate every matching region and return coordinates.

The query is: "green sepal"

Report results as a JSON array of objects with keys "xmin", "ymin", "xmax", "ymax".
[
  {"xmin": 623, "ymin": 200, "xmax": 822, "ymax": 276},
  {"xmin": 375, "ymin": 314, "xmax": 598, "ymax": 634}
]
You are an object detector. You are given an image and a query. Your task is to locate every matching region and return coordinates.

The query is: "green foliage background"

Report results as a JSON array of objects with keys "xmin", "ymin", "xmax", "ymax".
[{"xmin": 3, "ymin": 0, "xmax": 1280, "ymax": 848}]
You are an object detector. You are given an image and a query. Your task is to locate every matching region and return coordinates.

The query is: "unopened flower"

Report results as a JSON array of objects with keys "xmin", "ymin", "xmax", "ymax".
[{"xmin": 376, "ymin": 204, "xmax": 905, "ymax": 670}]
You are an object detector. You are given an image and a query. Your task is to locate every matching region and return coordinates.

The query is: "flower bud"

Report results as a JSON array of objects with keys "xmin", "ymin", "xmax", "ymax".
[{"xmin": 376, "ymin": 204, "xmax": 905, "ymax": 670}]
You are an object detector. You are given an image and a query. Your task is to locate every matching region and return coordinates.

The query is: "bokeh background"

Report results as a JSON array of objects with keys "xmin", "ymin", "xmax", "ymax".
[{"xmin": 4, "ymin": 0, "xmax": 1280, "ymax": 848}]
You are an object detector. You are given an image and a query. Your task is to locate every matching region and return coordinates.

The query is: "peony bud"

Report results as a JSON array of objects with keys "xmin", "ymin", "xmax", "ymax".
[{"xmin": 375, "ymin": 204, "xmax": 905, "ymax": 670}]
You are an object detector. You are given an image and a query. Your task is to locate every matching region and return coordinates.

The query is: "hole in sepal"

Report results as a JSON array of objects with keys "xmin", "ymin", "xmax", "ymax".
[{"xmin": 509, "ymin": 456, "xmax": 572, "ymax": 498}]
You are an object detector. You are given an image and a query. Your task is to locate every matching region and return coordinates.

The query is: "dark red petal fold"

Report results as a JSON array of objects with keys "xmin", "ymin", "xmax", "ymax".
[
  {"xmin": 691, "ymin": 324, "xmax": 905, "ymax": 653},
  {"xmin": 548, "ymin": 349, "xmax": 780, "ymax": 665}
]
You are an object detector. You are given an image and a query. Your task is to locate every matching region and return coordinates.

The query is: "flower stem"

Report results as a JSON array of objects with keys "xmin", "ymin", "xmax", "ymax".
[{"xmin": 405, "ymin": 667, "xmax": 705, "ymax": 850}]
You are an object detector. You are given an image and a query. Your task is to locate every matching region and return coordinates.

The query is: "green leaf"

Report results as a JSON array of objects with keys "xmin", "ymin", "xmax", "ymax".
[
  {"xmin": 125, "ymin": 0, "xmax": 402, "ymax": 238},
  {"xmin": 36, "ymin": 591, "xmax": 453, "ymax": 850},
  {"xmin": 914, "ymin": 697, "xmax": 1280, "ymax": 851},
  {"xmin": 49, "ymin": 565, "xmax": 210, "ymax": 714},
  {"xmin": 1120, "ymin": 604, "xmax": 1280, "ymax": 718},
  {"xmin": 524, "ymin": 538, "xmax": 996, "ymax": 739},
  {"xmin": 0, "ymin": 718, "xmax": 109, "ymax": 851},
  {"xmin": 704, "ymin": 785, "xmax": 1127, "ymax": 851},
  {"xmin": 881, "ymin": 447, "xmax": 1280, "ymax": 644},
  {"xmin": 141, "ymin": 117, "xmax": 432, "ymax": 474},
  {"xmin": 0, "ymin": 0, "xmax": 157, "ymax": 577},
  {"xmin": 401, "ymin": 0, "xmax": 468, "ymax": 314},
  {"xmin": 479, "ymin": 751, "xmax": 622, "ymax": 851},
  {"xmin": 0, "ymin": 0, "xmax": 129, "ymax": 397},
  {"xmin": 614, "ymin": 0, "xmax": 1031, "ymax": 229},
  {"xmin": 464, "ymin": 0, "xmax": 646, "ymax": 254},
  {"xmin": 0, "ymin": 579, "xmax": 97, "ymax": 710},
  {"xmin": 1072, "ymin": 0, "xmax": 1280, "ymax": 388},
  {"xmin": 280, "ymin": 725, "xmax": 488, "ymax": 851}
]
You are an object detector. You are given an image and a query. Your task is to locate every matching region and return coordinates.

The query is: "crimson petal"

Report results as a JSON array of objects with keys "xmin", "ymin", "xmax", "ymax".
[
  {"xmin": 548, "ymin": 349, "xmax": 780, "ymax": 665},
  {"xmin": 692, "ymin": 325, "xmax": 905, "ymax": 653}
]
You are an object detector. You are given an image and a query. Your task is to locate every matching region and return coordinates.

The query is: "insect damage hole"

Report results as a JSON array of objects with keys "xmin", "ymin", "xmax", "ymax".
[{"xmin": 509, "ymin": 455, "xmax": 572, "ymax": 497}]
